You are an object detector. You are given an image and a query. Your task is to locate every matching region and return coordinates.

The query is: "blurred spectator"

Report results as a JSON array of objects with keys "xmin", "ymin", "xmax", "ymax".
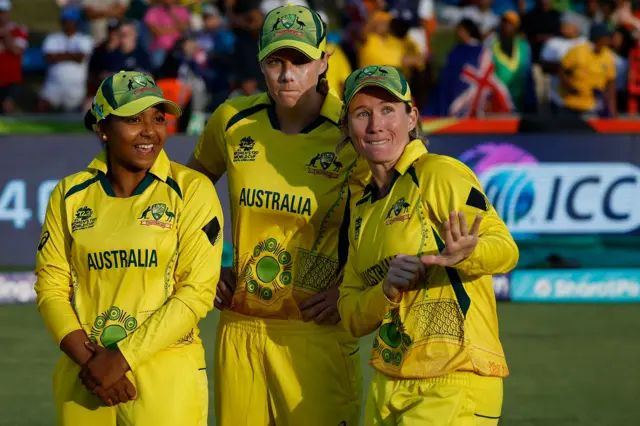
[
  {"xmin": 87, "ymin": 19, "xmax": 123, "ymax": 99},
  {"xmin": 260, "ymin": 0, "xmax": 309, "ymax": 15},
  {"xmin": 442, "ymin": 0, "xmax": 500, "ymax": 38},
  {"xmin": 0, "ymin": 0, "xmax": 28, "ymax": 114},
  {"xmin": 611, "ymin": 25, "xmax": 634, "ymax": 113},
  {"xmin": 39, "ymin": 8, "xmax": 93, "ymax": 112},
  {"xmin": 563, "ymin": 0, "xmax": 603, "ymax": 38},
  {"xmin": 386, "ymin": 0, "xmax": 436, "ymax": 58},
  {"xmin": 82, "ymin": 0, "xmax": 130, "ymax": 44},
  {"xmin": 540, "ymin": 17, "xmax": 587, "ymax": 110},
  {"xmin": 228, "ymin": 71, "xmax": 263, "ymax": 99},
  {"xmin": 488, "ymin": 11, "xmax": 536, "ymax": 112},
  {"xmin": 317, "ymin": 10, "xmax": 352, "ymax": 98},
  {"xmin": 145, "ymin": 0, "xmax": 191, "ymax": 70},
  {"xmin": 358, "ymin": 10, "xmax": 425, "ymax": 79},
  {"xmin": 225, "ymin": 0, "xmax": 265, "ymax": 91},
  {"xmin": 197, "ymin": 3, "xmax": 234, "ymax": 56},
  {"xmin": 126, "ymin": 0, "xmax": 152, "ymax": 22},
  {"xmin": 522, "ymin": 0, "xmax": 562, "ymax": 63},
  {"xmin": 559, "ymin": 24, "xmax": 616, "ymax": 116},
  {"xmin": 426, "ymin": 18, "xmax": 513, "ymax": 116},
  {"xmin": 119, "ymin": 21, "xmax": 152, "ymax": 72}
]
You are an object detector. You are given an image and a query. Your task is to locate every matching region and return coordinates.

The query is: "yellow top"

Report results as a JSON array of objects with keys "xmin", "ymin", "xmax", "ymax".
[
  {"xmin": 358, "ymin": 33, "xmax": 424, "ymax": 79},
  {"xmin": 338, "ymin": 140, "xmax": 518, "ymax": 379},
  {"xmin": 326, "ymin": 43, "xmax": 353, "ymax": 100},
  {"xmin": 35, "ymin": 149, "xmax": 224, "ymax": 370},
  {"xmin": 194, "ymin": 91, "xmax": 369, "ymax": 319},
  {"xmin": 561, "ymin": 42, "xmax": 616, "ymax": 112}
]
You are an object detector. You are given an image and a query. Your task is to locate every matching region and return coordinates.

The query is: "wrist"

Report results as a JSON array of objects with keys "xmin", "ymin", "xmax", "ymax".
[
  {"xmin": 115, "ymin": 349, "xmax": 131, "ymax": 373},
  {"xmin": 382, "ymin": 281, "xmax": 402, "ymax": 303}
]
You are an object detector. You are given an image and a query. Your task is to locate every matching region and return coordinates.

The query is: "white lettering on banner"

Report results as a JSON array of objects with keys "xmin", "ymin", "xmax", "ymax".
[
  {"xmin": 554, "ymin": 279, "xmax": 640, "ymax": 298},
  {"xmin": 493, "ymin": 275, "xmax": 510, "ymax": 295},
  {"xmin": 479, "ymin": 163, "xmax": 640, "ymax": 233},
  {"xmin": 0, "ymin": 179, "xmax": 60, "ymax": 229}
]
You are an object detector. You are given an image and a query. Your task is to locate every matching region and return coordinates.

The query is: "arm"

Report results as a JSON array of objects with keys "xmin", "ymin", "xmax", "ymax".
[
  {"xmin": 1, "ymin": 28, "xmax": 27, "ymax": 56},
  {"xmin": 83, "ymin": 2, "xmax": 128, "ymax": 20},
  {"xmin": 338, "ymin": 239, "xmax": 399, "ymax": 338},
  {"xmin": 45, "ymin": 52, "xmax": 87, "ymax": 63},
  {"xmin": 607, "ymin": 77, "xmax": 617, "ymax": 116},
  {"xmin": 425, "ymin": 158, "xmax": 519, "ymax": 276},
  {"xmin": 35, "ymin": 184, "xmax": 87, "ymax": 356},
  {"xmin": 189, "ymin": 103, "xmax": 228, "ymax": 183},
  {"xmin": 117, "ymin": 179, "xmax": 223, "ymax": 370}
]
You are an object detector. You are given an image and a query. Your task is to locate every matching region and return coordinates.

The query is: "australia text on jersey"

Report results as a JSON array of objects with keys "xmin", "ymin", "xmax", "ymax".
[
  {"xmin": 239, "ymin": 187, "xmax": 312, "ymax": 216},
  {"xmin": 88, "ymin": 249, "xmax": 158, "ymax": 270}
]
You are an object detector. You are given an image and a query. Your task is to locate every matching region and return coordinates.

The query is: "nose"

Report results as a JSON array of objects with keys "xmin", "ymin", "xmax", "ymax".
[
  {"xmin": 140, "ymin": 117, "xmax": 156, "ymax": 139},
  {"xmin": 279, "ymin": 61, "xmax": 295, "ymax": 83},
  {"xmin": 366, "ymin": 111, "xmax": 384, "ymax": 134}
]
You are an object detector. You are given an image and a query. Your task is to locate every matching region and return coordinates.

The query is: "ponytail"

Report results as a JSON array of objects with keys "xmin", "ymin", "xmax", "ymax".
[{"xmin": 316, "ymin": 52, "xmax": 330, "ymax": 95}]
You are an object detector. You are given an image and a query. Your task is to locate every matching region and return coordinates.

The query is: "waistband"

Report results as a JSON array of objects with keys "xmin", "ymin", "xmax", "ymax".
[
  {"xmin": 373, "ymin": 370, "xmax": 498, "ymax": 387},
  {"xmin": 219, "ymin": 309, "xmax": 355, "ymax": 340}
]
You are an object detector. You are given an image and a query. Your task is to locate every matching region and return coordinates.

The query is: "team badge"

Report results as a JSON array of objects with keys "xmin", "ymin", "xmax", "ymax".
[
  {"xmin": 139, "ymin": 203, "xmax": 174, "ymax": 229},
  {"xmin": 151, "ymin": 203, "xmax": 167, "ymax": 220},
  {"xmin": 385, "ymin": 198, "xmax": 411, "ymax": 225},
  {"xmin": 306, "ymin": 152, "xmax": 343, "ymax": 178}
]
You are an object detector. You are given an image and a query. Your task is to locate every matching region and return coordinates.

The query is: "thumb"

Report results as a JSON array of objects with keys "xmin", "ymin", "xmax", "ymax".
[
  {"xmin": 421, "ymin": 255, "xmax": 446, "ymax": 266},
  {"xmin": 84, "ymin": 341, "xmax": 98, "ymax": 353}
]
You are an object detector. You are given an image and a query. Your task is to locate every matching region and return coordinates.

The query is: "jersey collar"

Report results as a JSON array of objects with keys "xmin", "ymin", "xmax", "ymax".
[
  {"xmin": 88, "ymin": 148, "xmax": 171, "ymax": 182},
  {"xmin": 393, "ymin": 139, "xmax": 428, "ymax": 176}
]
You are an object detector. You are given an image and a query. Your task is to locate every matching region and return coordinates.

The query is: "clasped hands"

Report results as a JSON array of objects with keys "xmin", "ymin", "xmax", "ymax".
[
  {"xmin": 383, "ymin": 211, "xmax": 482, "ymax": 302},
  {"xmin": 79, "ymin": 342, "xmax": 135, "ymax": 407}
]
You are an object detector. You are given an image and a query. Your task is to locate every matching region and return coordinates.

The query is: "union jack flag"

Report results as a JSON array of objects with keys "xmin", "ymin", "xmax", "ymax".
[{"xmin": 426, "ymin": 44, "xmax": 514, "ymax": 117}]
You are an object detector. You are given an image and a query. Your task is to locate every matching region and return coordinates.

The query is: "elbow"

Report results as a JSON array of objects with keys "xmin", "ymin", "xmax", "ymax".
[{"xmin": 505, "ymin": 236, "xmax": 520, "ymax": 273}]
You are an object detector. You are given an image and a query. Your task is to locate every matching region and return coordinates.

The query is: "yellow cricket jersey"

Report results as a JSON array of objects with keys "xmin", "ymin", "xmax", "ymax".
[
  {"xmin": 35, "ymin": 149, "xmax": 224, "ymax": 370},
  {"xmin": 194, "ymin": 91, "xmax": 368, "ymax": 320},
  {"xmin": 561, "ymin": 43, "xmax": 615, "ymax": 112},
  {"xmin": 338, "ymin": 140, "xmax": 519, "ymax": 380}
]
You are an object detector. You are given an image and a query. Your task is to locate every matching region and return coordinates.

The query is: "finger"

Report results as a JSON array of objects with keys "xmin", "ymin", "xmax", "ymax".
[
  {"xmin": 216, "ymin": 281, "xmax": 233, "ymax": 306},
  {"xmin": 458, "ymin": 211, "xmax": 469, "ymax": 237},
  {"xmin": 421, "ymin": 254, "xmax": 448, "ymax": 267},
  {"xmin": 442, "ymin": 220, "xmax": 453, "ymax": 247},
  {"xmin": 449, "ymin": 210, "xmax": 461, "ymax": 242},
  {"xmin": 312, "ymin": 306, "xmax": 332, "ymax": 325},
  {"xmin": 107, "ymin": 387, "xmax": 121, "ymax": 406},
  {"xmin": 329, "ymin": 310, "xmax": 341, "ymax": 325},
  {"xmin": 393, "ymin": 269, "xmax": 421, "ymax": 283},
  {"xmin": 471, "ymin": 214, "xmax": 483, "ymax": 236},
  {"xmin": 214, "ymin": 297, "xmax": 226, "ymax": 311},
  {"xmin": 393, "ymin": 257, "xmax": 423, "ymax": 274},
  {"xmin": 298, "ymin": 292, "xmax": 326, "ymax": 311},
  {"xmin": 301, "ymin": 299, "xmax": 329, "ymax": 322},
  {"xmin": 124, "ymin": 379, "xmax": 137, "ymax": 400},
  {"xmin": 84, "ymin": 341, "xmax": 97, "ymax": 353},
  {"xmin": 115, "ymin": 383, "xmax": 129, "ymax": 404},
  {"xmin": 95, "ymin": 387, "xmax": 113, "ymax": 406}
]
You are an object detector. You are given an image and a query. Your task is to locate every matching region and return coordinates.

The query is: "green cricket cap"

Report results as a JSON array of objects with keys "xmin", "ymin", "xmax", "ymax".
[{"xmin": 343, "ymin": 65, "xmax": 413, "ymax": 117}]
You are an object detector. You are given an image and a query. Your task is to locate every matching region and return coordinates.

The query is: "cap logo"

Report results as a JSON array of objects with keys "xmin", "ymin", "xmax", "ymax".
[
  {"xmin": 360, "ymin": 66, "xmax": 389, "ymax": 78},
  {"xmin": 281, "ymin": 14, "xmax": 297, "ymax": 30}
]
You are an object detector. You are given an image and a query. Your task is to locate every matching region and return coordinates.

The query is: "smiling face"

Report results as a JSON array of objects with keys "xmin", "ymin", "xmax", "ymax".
[
  {"xmin": 97, "ymin": 106, "xmax": 167, "ymax": 172},
  {"xmin": 346, "ymin": 86, "xmax": 418, "ymax": 167},
  {"xmin": 261, "ymin": 48, "xmax": 327, "ymax": 108}
]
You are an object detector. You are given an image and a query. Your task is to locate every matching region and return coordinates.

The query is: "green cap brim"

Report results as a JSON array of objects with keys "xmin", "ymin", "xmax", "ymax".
[
  {"xmin": 344, "ymin": 82, "xmax": 411, "ymax": 116},
  {"xmin": 111, "ymin": 96, "xmax": 182, "ymax": 118},
  {"xmin": 258, "ymin": 39, "xmax": 323, "ymax": 61}
]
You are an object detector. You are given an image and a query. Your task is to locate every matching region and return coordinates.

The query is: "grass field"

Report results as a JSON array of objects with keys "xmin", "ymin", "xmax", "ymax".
[{"xmin": 1, "ymin": 303, "xmax": 638, "ymax": 425}]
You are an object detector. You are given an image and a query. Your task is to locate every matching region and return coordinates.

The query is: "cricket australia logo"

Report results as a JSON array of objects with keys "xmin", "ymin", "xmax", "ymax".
[
  {"xmin": 354, "ymin": 217, "xmax": 362, "ymax": 241},
  {"xmin": 272, "ymin": 12, "xmax": 305, "ymax": 37},
  {"xmin": 233, "ymin": 136, "xmax": 258, "ymax": 162},
  {"xmin": 88, "ymin": 305, "xmax": 138, "ymax": 349},
  {"xmin": 373, "ymin": 308, "xmax": 412, "ymax": 368},
  {"xmin": 306, "ymin": 152, "xmax": 343, "ymax": 178},
  {"xmin": 139, "ymin": 202, "xmax": 175, "ymax": 229},
  {"xmin": 242, "ymin": 238, "xmax": 293, "ymax": 302},
  {"xmin": 385, "ymin": 197, "xmax": 411, "ymax": 225},
  {"xmin": 358, "ymin": 66, "xmax": 389, "ymax": 83},
  {"xmin": 72, "ymin": 206, "xmax": 97, "ymax": 232}
]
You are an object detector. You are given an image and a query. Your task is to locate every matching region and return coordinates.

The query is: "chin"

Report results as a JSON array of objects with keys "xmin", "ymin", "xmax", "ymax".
[{"xmin": 276, "ymin": 92, "xmax": 302, "ymax": 107}]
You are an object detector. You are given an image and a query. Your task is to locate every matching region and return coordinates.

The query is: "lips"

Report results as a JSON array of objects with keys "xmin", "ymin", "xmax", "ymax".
[{"xmin": 134, "ymin": 144, "xmax": 155, "ymax": 154}]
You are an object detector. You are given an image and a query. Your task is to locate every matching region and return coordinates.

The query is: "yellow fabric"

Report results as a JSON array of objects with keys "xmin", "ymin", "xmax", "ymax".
[
  {"xmin": 214, "ymin": 310, "xmax": 362, "ymax": 426},
  {"xmin": 339, "ymin": 139, "xmax": 518, "ymax": 380},
  {"xmin": 365, "ymin": 370, "xmax": 502, "ymax": 425},
  {"xmin": 358, "ymin": 33, "xmax": 423, "ymax": 79},
  {"xmin": 326, "ymin": 43, "xmax": 353, "ymax": 100},
  {"xmin": 560, "ymin": 43, "xmax": 616, "ymax": 112},
  {"xmin": 52, "ymin": 344, "xmax": 208, "ymax": 426},
  {"xmin": 35, "ymin": 149, "xmax": 223, "ymax": 371},
  {"xmin": 194, "ymin": 91, "xmax": 369, "ymax": 320}
]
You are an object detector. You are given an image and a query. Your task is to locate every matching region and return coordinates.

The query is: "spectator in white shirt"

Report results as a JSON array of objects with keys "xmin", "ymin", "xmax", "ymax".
[
  {"xmin": 442, "ymin": 0, "xmax": 499, "ymax": 39},
  {"xmin": 39, "ymin": 8, "xmax": 93, "ymax": 112},
  {"xmin": 539, "ymin": 17, "xmax": 586, "ymax": 109}
]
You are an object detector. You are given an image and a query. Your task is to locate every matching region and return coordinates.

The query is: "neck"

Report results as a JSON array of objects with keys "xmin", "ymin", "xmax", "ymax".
[
  {"xmin": 274, "ymin": 90, "xmax": 325, "ymax": 135},
  {"xmin": 370, "ymin": 162, "xmax": 398, "ymax": 197},
  {"xmin": 107, "ymin": 155, "xmax": 148, "ymax": 198}
]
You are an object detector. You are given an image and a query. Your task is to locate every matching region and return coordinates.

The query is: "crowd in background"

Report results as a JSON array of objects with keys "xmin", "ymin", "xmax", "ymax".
[{"xmin": 1, "ymin": 0, "xmax": 640, "ymax": 132}]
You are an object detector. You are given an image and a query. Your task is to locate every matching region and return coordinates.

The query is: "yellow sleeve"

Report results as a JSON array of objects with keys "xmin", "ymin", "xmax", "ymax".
[
  {"xmin": 193, "ymin": 104, "xmax": 228, "ymax": 178},
  {"xmin": 118, "ymin": 177, "xmax": 223, "ymax": 370},
  {"xmin": 561, "ymin": 45, "xmax": 578, "ymax": 71},
  {"xmin": 422, "ymin": 157, "xmax": 519, "ymax": 276},
  {"xmin": 338, "ymin": 194, "xmax": 399, "ymax": 338},
  {"xmin": 35, "ymin": 182, "xmax": 82, "ymax": 346},
  {"xmin": 358, "ymin": 34, "xmax": 403, "ymax": 69}
]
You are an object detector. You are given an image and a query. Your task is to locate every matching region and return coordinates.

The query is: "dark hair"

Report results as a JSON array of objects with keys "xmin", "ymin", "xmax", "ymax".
[
  {"xmin": 316, "ymin": 52, "xmax": 329, "ymax": 95},
  {"xmin": 458, "ymin": 18, "xmax": 482, "ymax": 42}
]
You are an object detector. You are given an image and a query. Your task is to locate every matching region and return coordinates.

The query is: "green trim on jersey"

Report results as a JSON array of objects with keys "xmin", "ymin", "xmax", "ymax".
[
  {"xmin": 166, "ymin": 177, "xmax": 183, "ymax": 200},
  {"xmin": 65, "ymin": 176, "xmax": 101, "ymax": 200},
  {"xmin": 432, "ymin": 227, "xmax": 471, "ymax": 317}
]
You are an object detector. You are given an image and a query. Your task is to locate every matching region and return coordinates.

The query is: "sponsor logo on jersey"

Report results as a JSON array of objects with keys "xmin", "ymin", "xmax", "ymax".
[
  {"xmin": 354, "ymin": 217, "xmax": 362, "ymax": 241},
  {"xmin": 385, "ymin": 198, "xmax": 411, "ymax": 225},
  {"xmin": 139, "ymin": 202, "xmax": 175, "ymax": 229},
  {"xmin": 233, "ymin": 136, "xmax": 258, "ymax": 162},
  {"xmin": 306, "ymin": 152, "xmax": 343, "ymax": 178},
  {"xmin": 87, "ymin": 249, "xmax": 158, "ymax": 270},
  {"xmin": 37, "ymin": 231, "xmax": 50, "ymax": 251},
  {"xmin": 239, "ymin": 187, "xmax": 312, "ymax": 216},
  {"xmin": 88, "ymin": 305, "xmax": 139, "ymax": 349},
  {"xmin": 72, "ymin": 206, "xmax": 97, "ymax": 232}
]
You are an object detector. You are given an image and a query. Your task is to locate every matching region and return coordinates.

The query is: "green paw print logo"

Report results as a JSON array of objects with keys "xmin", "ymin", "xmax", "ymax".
[
  {"xmin": 89, "ymin": 306, "xmax": 138, "ymax": 349},
  {"xmin": 373, "ymin": 309, "xmax": 412, "ymax": 367},
  {"xmin": 243, "ymin": 238, "xmax": 293, "ymax": 301}
]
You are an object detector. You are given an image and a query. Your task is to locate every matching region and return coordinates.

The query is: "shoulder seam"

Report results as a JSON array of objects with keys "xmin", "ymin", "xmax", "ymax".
[
  {"xmin": 225, "ymin": 103, "xmax": 270, "ymax": 132},
  {"xmin": 64, "ymin": 175, "xmax": 100, "ymax": 200}
]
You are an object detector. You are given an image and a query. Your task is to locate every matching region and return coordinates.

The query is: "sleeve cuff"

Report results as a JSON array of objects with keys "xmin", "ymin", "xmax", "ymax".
[
  {"xmin": 55, "ymin": 325, "xmax": 84, "ymax": 347},
  {"xmin": 371, "ymin": 284, "xmax": 400, "ymax": 316},
  {"xmin": 117, "ymin": 339, "xmax": 139, "ymax": 371}
]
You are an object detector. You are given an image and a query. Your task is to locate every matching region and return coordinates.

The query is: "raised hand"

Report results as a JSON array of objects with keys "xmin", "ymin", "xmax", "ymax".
[{"xmin": 421, "ymin": 211, "xmax": 482, "ymax": 267}]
